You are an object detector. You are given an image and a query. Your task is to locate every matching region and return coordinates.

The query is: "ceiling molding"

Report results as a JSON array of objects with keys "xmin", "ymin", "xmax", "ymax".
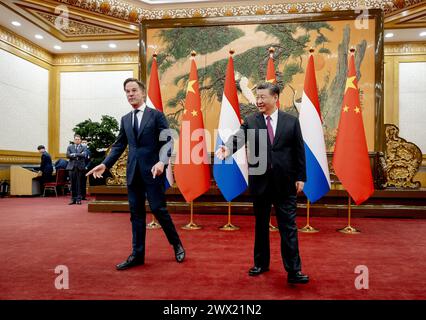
[
  {"xmin": 0, "ymin": 24, "xmax": 53, "ymax": 64},
  {"xmin": 17, "ymin": 0, "xmax": 424, "ymax": 22},
  {"xmin": 384, "ymin": 2, "xmax": 426, "ymax": 29},
  {"xmin": 384, "ymin": 42, "xmax": 426, "ymax": 55},
  {"xmin": 2, "ymin": 0, "xmax": 138, "ymax": 42}
]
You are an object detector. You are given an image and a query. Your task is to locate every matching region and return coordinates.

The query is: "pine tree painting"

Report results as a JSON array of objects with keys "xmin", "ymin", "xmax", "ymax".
[{"xmin": 146, "ymin": 19, "xmax": 375, "ymax": 151}]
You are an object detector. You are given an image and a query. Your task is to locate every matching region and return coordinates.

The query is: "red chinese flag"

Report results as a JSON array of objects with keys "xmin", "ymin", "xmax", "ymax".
[
  {"xmin": 174, "ymin": 58, "xmax": 211, "ymax": 202},
  {"xmin": 332, "ymin": 53, "xmax": 374, "ymax": 205},
  {"xmin": 265, "ymin": 54, "xmax": 280, "ymax": 107}
]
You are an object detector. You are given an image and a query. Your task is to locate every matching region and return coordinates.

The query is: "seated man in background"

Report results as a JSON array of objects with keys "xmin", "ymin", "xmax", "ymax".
[
  {"xmin": 36, "ymin": 145, "xmax": 53, "ymax": 194},
  {"xmin": 54, "ymin": 158, "xmax": 69, "ymax": 171}
]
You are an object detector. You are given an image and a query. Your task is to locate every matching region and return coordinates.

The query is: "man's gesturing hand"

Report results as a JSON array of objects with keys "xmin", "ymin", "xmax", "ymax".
[
  {"xmin": 296, "ymin": 181, "xmax": 304, "ymax": 194},
  {"xmin": 86, "ymin": 163, "xmax": 106, "ymax": 179},
  {"xmin": 215, "ymin": 145, "xmax": 230, "ymax": 160},
  {"xmin": 151, "ymin": 161, "xmax": 164, "ymax": 179}
]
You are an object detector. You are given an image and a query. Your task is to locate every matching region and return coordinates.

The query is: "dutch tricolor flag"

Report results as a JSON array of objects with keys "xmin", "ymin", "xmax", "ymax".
[
  {"xmin": 213, "ymin": 55, "xmax": 248, "ymax": 201},
  {"xmin": 299, "ymin": 54, "xmax": 331, "ymax": 202},
  {"xmin": 146, "ymin": 55, "xmax": 174, "ymax": 189}
]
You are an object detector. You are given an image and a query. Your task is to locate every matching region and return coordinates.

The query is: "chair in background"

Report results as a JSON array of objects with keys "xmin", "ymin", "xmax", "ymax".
[{"xmin": 43, "ymin": 169, "xmax": 67, "ymax": 197}]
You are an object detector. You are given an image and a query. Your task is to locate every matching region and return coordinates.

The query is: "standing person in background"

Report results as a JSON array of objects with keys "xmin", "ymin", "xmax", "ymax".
[
  {"xmin": 66, "ymin": 134, "xmax": 87, "ymax": 205},
  {"xmin": 80, "ymin": 139, "xmax": 91, "ymax": 201},
  {"xmin": 36, "ymin": 145, "xmax": 53, "ymax": 194}
]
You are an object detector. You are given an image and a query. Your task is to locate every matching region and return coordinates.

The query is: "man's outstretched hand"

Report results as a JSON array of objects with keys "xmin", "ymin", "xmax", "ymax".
[{"xmin": 86, "ymin": 164, "xmax": 106, "ymax": 179}]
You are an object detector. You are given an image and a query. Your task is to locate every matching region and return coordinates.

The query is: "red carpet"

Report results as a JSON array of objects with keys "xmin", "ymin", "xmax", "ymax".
[{"xmin": 0, "ymin": 196, "xmax": 425, "ymax": 300}]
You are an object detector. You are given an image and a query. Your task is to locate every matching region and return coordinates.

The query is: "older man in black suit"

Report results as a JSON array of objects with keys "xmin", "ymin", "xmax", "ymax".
[
  {"xmin": 216, "ymin": 82, "xmax": 309, "ymax": 284},
  {"xmin": 87, "ymin": 78, "xmax": 184, "ymax": 271}
]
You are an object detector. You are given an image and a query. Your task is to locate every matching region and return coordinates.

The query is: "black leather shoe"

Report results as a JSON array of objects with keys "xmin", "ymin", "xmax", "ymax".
[
  {"xmin": 173, "ymin": 243, "xmax": 185, "ymax": 263},
  {"xmin": 68, "ymin": 201, "xmax": 76, "ymax": 205},
  {"xmin": 287, "ymin": 271, "xmax": 309, "ymax": 284},
  {"xmin": 248, "ymin": 266, "xmax": 269, "ymax": 276},
  {"xmin": 116, "ymin": 255, "xmax": 144, "ymax": 271},
  {"xmin": 76, "ymin": 200, "xmax": 82, "ymax": 205}
]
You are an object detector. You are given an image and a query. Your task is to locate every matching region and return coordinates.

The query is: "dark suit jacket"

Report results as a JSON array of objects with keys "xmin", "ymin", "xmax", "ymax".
[
  {"xmin": 225, "ymin": 110, "xmax": 306, "ymax": 196},
  {"xmin": 102, "ymin": 107, "xmax": 173, "ymax": 186},
  {"xmin": 66, "ymin": 144, "xmax": 87, "ymax": 171},
  {"xmin": 40, "ymin": 151, "xmax": 53, "ymax": 176}
]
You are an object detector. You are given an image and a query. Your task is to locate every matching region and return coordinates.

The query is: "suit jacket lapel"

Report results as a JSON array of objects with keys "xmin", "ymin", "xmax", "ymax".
[
  {"xmin": 123, "ymin": 112, "xmax": 136, "ymax": 142},
  {"xmin": 273, "ymin": 111, "xmax": 284, "ymax": 147},
  {"xmin": 256, "ymin": 112, "xmax": 267, "ymax": 130},
  {"xmin": 137, "ymin": 107, "xmax": 152, "ymax": 140}
]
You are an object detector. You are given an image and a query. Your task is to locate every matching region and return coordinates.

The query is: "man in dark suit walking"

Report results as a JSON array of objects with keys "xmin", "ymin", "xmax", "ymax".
[
  {"xmin": 216, "ymin": 82, "xmax": 309, "ymax": 284},
  {"xmin": 87, "ymin": 78, "xmax": 185, "ymax": 271},
  {"xmin": 37, "ymin": 145, "xmax": 53, "ymax": 194},
  {"xmin": 66, "ymin": 134, "xmax": 87, "ymax": 205}
]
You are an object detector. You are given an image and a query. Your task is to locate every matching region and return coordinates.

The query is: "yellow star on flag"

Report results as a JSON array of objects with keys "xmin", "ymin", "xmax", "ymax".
[
  {"xmin": 345, "ymin": 76, "xmax": 357, "ymax": 93},
  {"xmin": 186, "ymin": 80, "xmax": 196, "ymax": 94},
  {"xmin": 191, "ymin": 110, "xmax": 198, "ymax": 117},
  {"xmin": 266, "ymin": 78, "xmax": 276, "ymax": 84},
  {"xmin": 354, "ymin": 106, "xmax": 360, "ymax": 114},
  {"xmin": 343, "ymin": 105, "xmax": 349, "ymax": 112}
]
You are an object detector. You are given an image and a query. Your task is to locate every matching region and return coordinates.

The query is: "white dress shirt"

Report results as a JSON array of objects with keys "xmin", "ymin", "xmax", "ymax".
[
  {"xmin": 263, "ymin": 108, "xmax": 278, "ymax": 135},
  {"xmin": 132, "ymin": 103, "xmax": 146, "ymax": 127}
]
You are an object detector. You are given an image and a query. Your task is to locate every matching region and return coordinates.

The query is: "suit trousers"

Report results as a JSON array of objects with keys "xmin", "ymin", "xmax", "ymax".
[
  {"xmin": 252, "ymin": 172, "xmax": 302, "ymax": 273},
  {"xmin": 127, "ymin": 165, "xmax": 181, "ymax": 258},
  {"xmin": 70, "ymin": 168, "xmax": 83, "ymax": 201}
]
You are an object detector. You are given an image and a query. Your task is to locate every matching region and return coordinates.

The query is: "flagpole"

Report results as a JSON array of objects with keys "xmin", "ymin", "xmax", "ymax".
[
  {"xmin": 220, "ymin": 202, "xmax": 240, "ymax": 231},
  {"xmin": 182, "ymin": 201, "xmax": 202, "ymax": 230},
  {"xmin": 299, "ymin": 199, "xmax": 319, "ymax": 233},
  {"xmin": 337, "ymin": 195, "xmax": 360, "ymax": 234}
]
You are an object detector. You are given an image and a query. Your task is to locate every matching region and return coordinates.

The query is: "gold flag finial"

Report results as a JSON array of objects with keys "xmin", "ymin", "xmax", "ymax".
[
  {"xmin": 191, "ymin": 50, "xmax": 197, "ymax": 57},
  {"xmin": 268, "ymin": 47, "xmax": 275, "ymax": 54},
  {"xmin": 349, "ymin": 47, "xmax": 356, "ymax": 54},
  {"xmin": 152, "ymin": 52, "xmax": 158, "ymax": 59},
  {"xmin": 309, "ymin": 47, "xmax": 315, "ymax": 54},
  {"xmin": 229, "ymin": 48, "xmax": 235, "ymax": 55}
]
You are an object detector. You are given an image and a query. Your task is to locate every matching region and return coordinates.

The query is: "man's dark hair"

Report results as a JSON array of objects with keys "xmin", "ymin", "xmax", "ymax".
[
  {"xmin": 257, "ymin": 82, "xmax": 280, "ymax": 97},
  {"xmin": 123, "ymin": 78, "xmax": 146, "ymax": 92},
  {"xmin": 37, "ymin": 145, "xmax": 45, "ymax": 150},
  {"xmin": 74, "ymin": 134, "xmax": 81, "ymax": 139}
]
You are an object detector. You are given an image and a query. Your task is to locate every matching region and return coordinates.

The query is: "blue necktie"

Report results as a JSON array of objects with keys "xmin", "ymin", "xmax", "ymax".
[{"xmin": 133, "ymin": 109, "xmax": 140, "ymax": 137}]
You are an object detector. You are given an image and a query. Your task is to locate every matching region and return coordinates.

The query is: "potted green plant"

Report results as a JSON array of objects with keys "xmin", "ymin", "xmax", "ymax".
[{"xmin": 73, "ymin": 115, "xmax": 119, "ymax": 185}]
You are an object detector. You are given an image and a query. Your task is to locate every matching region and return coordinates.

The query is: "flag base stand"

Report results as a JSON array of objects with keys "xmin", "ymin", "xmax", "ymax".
[
  {"xmin": 299, "ymin": 200, "xmax": 319, "ymax": 233},
  {"xmin": 337, "ymin": 225, "xmax": 360, "ymax": 234},
  {"xmin": 182, "ymin": 201, "xmax": 202, "ymax": 230},
  {"xmin": 337, "ymin": 196, "xmax": 360, "ymax": 234},
  {"xmin": 147, "ymin": 216, "xmax": 162, "ymax": 229},
  {"xmin": 219, "ymin": 203, "xmax": 240, "ymax": 231},
  {"xmin": 220, "ymin": 223, "xmax": 240, "ymax": 231},
  {"xmin": 299, "ymin": 224, "xmax": 319, "ymax": 233},
  {"xmin": 269, "ymin": 217, "xmax": 279, "ymax": 232},
  {"xmin": 182, "ymin": 222, "xmax": 202, "ymax": 230},
  {"xmin": 269, "ymin": 224, "xmax": 279, "ymax": 232}
]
